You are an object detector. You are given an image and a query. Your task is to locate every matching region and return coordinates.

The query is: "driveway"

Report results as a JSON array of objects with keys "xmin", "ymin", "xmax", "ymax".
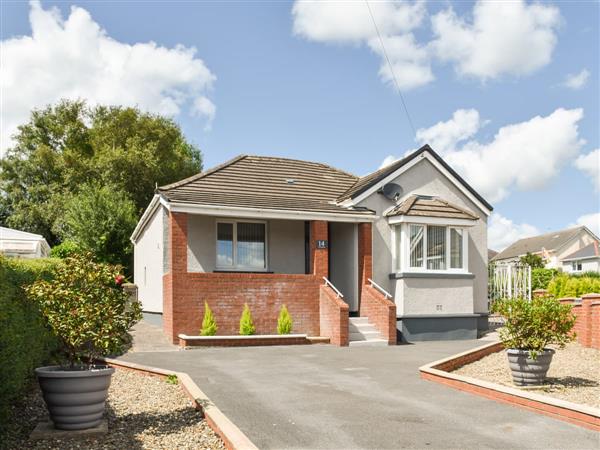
[{"xmin": 119, "ymin": 338, "xmax": 599, "ymax": 449}]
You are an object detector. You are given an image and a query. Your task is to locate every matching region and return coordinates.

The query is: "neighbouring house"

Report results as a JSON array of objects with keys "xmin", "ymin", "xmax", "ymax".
[
  {"xmin": 492, "ymin": 226, "xmax": 600, "ymax": 270},
  {"xmin": 131, "ymin": 145, "xmax": 492, "ymax": 345},
  {"xmin": 0, "ymin": 226, "xmax": 50, "ymax": 259},
  {"xmin": 561, "ymin": 242, "xmax": 600, "ymax": 274},
  {"xmin": 488, "ymin": 249, "xmax": 498, "ymax": 261}
]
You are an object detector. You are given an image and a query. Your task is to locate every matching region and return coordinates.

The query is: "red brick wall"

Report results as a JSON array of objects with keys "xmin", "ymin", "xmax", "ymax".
[
  {"xmin": 360, "ymin": 285, "xmax": 397, "ymax": 344},
  {"xmin": 167, "ymin": 273, "xmax": 321, "ymax": 343},
  {"xmin": 162, "ymin": 214, "xmax": 335, "ymax": 344},
  {"xmin": 358, "ymin": 223, "xmax": 373, "ymax": 289},
  {"xmin": 319, "ymin": 285, "xmax": 349, "ymax": 346},
  {"xmin": 310, "ymin": 220, "xmax": 328, "ymax": 279},
  {"xmin": 559, "ymin": 294, "xmax": 600, "ymax": 350}
]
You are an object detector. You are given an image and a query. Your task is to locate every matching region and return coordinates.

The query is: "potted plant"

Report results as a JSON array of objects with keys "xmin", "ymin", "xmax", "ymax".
[
  {"xmin": 491, "ymin": 296, "xmax": 576, "ymax": 386},
  {"xmin": 25, "ymin": 254, "xmax": 141, "ymax": 430}
]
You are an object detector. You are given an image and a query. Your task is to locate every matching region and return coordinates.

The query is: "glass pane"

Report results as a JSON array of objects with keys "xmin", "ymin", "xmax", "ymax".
[
  {"xmin": 395, "ymin": 226, "xmax": 402, "ymax": 271},
  {"xmin": 237, "ymin": 222, "xmax": 266, "ymax": 268},
  {"xmin": 409, "ymin": 225, "xmax": 424, "ymax": 268},
  {"xmin": 216, "ymin": 223, "xmax": 233, "ymax": 267},
  {"xmin": 450, "ymin": 228, "xmax": 463, "ymax": 269},
  {"xmin": 427, "ymin": 225, "xmax": 446, "ymax": 270}
]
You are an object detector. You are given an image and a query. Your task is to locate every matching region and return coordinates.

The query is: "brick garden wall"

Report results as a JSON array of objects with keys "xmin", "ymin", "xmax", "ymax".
[
  {"xmin": 360, "ymin": 284, "xmax": 397, "ymax": 344},
  {"xmin": 319, "ymin": 285, "xmax": 349, "ymax": 346},
  {"xmin": 559, "ymin": 294, "xmax": 600, "ymax": 350}
]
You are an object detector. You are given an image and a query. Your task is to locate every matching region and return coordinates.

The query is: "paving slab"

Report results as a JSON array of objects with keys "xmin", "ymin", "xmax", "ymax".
[
  {"xmin": 30, "ymin": 420, "xmax": 108, "ymax": 440},
  {"xmin": 120, "ymin": 340, "xmax": 600, "ymax": 449}
]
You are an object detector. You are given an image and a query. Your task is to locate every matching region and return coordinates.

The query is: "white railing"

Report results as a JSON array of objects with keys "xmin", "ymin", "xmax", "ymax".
[
  {"xmin": 323, "ymin": 277, "xmax": 344, "ymax": 298},
  {"xmin": 368, "ymin": 278, "xmax": 392, "ymax": 299}
]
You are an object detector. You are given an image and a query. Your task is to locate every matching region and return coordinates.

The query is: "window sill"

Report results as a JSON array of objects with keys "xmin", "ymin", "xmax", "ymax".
[{"xmin": 389, "ymin": 272, "xmax": 474, "ymax": 280}]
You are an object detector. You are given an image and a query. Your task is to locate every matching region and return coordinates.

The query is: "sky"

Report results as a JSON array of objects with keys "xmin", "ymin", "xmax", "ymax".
[{"xmin": 1, "ymin": 0, "xmax": 599, "ymax": 251}]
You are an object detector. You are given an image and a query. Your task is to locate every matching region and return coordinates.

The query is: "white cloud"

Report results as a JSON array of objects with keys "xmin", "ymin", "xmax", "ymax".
[
  {"xmin": 489, "ymin": 213, "xmax": 539, "ymax": 251},
  {"xmin": 1, "ymin": 1, "xmax": 216, "ymax": 153},
  {"xmin": 379, "ymin": 155, "xmax": 399, "ymax": 169},
  {"xmin": 574, "ymin": 149, "xmax": 600, "ymax": 191},
  {"xmin": 415, "ymin": 109, "xmax": 482, "ymax": 154},
  {"xmin": 292, "ymin": 0, "xmax": 432, "ymax": 90},
  {"xmin": 571, "ymin": 213, "xmax": 600, "ymax": 238},
  {"xmin": 383, "ymin": 108, "xmax": 585, "ymax": 203},
  {"xmin": 563, "ymin": 69, "xmax": 590, "ymax": 90},
  {"xmin": 431, "ymin": 0, "xmax": 560, "ymax": 80}
]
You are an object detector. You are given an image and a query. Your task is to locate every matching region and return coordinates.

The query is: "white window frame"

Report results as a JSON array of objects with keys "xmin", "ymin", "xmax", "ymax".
[
  {"xmin": 215, "ymin": 219, "xmax": 268, "ymax": 271},
  {"xmin": 392, "ymin": 223, "xmax": 469, "ymax": 274},
  {"xmin": 571, "ymin": 261, "xmax": 582, "ymax": 272}
]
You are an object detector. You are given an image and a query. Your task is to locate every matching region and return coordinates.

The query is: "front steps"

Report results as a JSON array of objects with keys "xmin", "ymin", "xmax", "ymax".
[{"xmin": 348, "ymin": 317, "xmax": 388, "ymax": 346}]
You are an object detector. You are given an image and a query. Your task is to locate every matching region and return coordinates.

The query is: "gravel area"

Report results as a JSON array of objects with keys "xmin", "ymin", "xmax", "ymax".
[
  {"xmin": 454, "ymin": 343, "xmax": 600, "ymax": 408},
  {"xmin": 3, "ymin": 369, "xmax": 225, "ymax": 450}
]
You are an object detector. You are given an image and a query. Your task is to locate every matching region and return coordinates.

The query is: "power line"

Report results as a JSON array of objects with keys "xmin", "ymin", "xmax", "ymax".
[{"xmin": 364, "ymin": 0, "xmax": 417, "ymax": 138}]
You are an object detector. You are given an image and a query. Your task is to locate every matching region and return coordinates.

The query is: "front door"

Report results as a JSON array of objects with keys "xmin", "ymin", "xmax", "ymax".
[{"xmin": 328, "ymin": 222, "xmax": 358, "ymax": 312}]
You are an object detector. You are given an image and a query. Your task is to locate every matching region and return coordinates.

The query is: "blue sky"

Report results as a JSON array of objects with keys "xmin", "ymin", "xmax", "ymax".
[{"xmin": 1, "ymin": 1, "xmax": 599, "ymax": 250}]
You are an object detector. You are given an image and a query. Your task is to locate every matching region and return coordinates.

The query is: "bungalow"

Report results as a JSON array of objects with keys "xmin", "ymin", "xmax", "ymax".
[
  {"xmin": 492, "ymin": 226, "xmax": 599, "ymax": 270},
  {"xmin": 131, "ymin": 145, "xmax": 493, "ymax": 345}
]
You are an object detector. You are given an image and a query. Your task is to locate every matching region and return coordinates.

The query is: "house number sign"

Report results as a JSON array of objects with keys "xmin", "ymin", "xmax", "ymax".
[{"xmin": 316, "ymin": 240, "xmax": 328, "ymax": 249}]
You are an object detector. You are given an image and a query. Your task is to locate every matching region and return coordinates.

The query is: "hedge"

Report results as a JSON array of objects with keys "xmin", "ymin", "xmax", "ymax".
[
  {"xmin": 0, "ymin": 256, "xmax": 62, "ymax": 435},
  {"xmin": 531, "ymin": 268, "xmax": 559, "ymax": 290},
  {"xmin": 547, "ymin": 273, "xmax": 600, "ymax": 298}
]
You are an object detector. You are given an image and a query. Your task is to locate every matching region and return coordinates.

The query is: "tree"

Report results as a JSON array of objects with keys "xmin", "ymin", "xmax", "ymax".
[
  {"xmin": 239, "ymin": 304, "xmax": 256, "ymax": 335},
  {"xmin": 277, "ymin": 304, "xmax": 293, "ymax": 335},
  {"xmin": 0, "ymin": 100, "xmax": 202, "ymax": 246},
  {"xmin": 520, "ymin": 252, "xmax": 545, "ymax": 269},
  {"xmin": 200, "ymin": 302, "xmax": 218, "ymax": 336},
  {"xmin": 57, "ymin": 184, "xmax": 138, "ymax": 269}
]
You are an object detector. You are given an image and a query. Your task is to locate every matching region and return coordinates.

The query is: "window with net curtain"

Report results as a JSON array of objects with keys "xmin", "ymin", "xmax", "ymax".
[
  {"xmin": 401, "ymin": 224, "xmax": 465, "ymax": 271},
  {"xmin": 217, "ymin": 221, "xmax": 266, "ymax": 269}
]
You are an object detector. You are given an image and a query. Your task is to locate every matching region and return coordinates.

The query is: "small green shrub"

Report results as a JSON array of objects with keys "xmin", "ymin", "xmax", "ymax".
[
  {"xmin": 239, "ymin": 303, "xmax": 256, "ymax": 335},
  {"xmin": 165, "ymin": 374, "xmax": 178, "ymax": 385},
  {"xmin": 49, "ymin": 240, "xmax": 81, "ymax": 258},
  {"xmin": 200, "ymin": 301, "xmax": 218, "ymax": 336},
  {"xmin": 277, "ymin": 304, "xmax": 293, "ymax": 335},
  {"xmin": 531, "ymin": 268, "xmax": 558, "ymax": 290},
  {"xmin": 492, "ymin": 296, "xmax": 576, "ymax": 359},
  {"xmin": 0, "ymin": 256, "xmax": 62, "ymax": 435},
  {"xmin": 25, "ymin": 253, "xmax": 142, "ymax": 367}
]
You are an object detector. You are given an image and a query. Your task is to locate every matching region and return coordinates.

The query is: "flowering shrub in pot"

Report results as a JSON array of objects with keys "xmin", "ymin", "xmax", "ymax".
[
  {"xmin": 25, "ymin": 254, "xmax": 141, "ymax": 430},
  {"xmin": 491, "ymin": 296, "xmax": 576, "ymax": 386}
]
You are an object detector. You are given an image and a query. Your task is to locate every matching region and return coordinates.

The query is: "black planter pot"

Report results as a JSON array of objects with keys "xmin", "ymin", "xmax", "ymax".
[
  {"xmin": 506, "ymin": 348, "xmax": 555, "ymax": 386},
  {"xmin": 35, "ymin": 365, "xmax": 115, "ymax": 430}
]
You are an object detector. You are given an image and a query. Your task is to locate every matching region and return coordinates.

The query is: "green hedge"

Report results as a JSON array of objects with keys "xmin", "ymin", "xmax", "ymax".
[
  {"xmin": 531, "ymin": 268, "xmax": 559, "ymax": 290},
  {"xmin": 0, "ymin": 256, "xmax": 61, "ymax": 434},
  {"xmin": 547, "ymin": 273, "xmax": 600, "ymax": 298}
]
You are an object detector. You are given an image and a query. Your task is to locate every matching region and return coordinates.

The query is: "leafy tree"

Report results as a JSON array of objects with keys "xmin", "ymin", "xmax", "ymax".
[
  {"xmin": 200, "ymin": 302, "xmax": 218, "ymax": 336},
  {"xmin": 239, "ymin": 304, "xmax": 256, "ymax": 336},
  {"xmin": 519, "ymin": 252, "xmax": 545, "ymax": 269},
  {"xmin": 49, "ymin": 240, "xmax": 81, "ymax": 259},
  {"xmin": 277, "ymin": 304, "xmax": 293, "ymax": 335},
  {"xmin": 0, "ymin": 100, "xmax": 202, "ymax": 247},
  {"xmin": 56, "ymin": 184, "xmax": 137, "ymax": 269}
]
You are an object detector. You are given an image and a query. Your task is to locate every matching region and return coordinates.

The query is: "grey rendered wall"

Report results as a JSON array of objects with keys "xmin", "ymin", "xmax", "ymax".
[
  {"xmin": 394, "ymin": 277, "xmax": 474, "ymax": 315},
  {"xmin": 329, "ymin": 222, "xmax": 358, "ymax": 311},
  {"xmin": 357, "ymin": 158, "xmax": 489, "ymax": 316},
  {"xmin": 134, "ymin": 205, "xmax": 165, "ymax": 313},
  {"xmin": 187, "ymin": 215, "xmax": 305, "ymax": 274}
]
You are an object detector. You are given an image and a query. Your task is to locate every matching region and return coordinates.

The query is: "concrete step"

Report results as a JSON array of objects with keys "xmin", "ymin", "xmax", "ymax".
[
  {"xmin": 349, "ymin": 339, "xmax": 388, "ymax": 347},
  {"xmin": 349, "ymin": 330, "xmax": 382, "ymax": 341},
  {"xmin": 349, "ymin": 323, "xmax": 378, "ymax": 333},
  {"xmin": 349, "ymin": 317, "xmax": 369, "ymax": 324}
]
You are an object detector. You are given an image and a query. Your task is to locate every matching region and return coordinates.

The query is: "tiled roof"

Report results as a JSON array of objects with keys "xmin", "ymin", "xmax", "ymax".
[
  {"xmin": 562, "ymin": 242, "xmax": 600, "ymax": 261},
  {"xmin": 493, "ymin": 226, "xmax": 588, "ymax": 260},
  {"xmin": 385, "ymin": 195, "xmax": 479, "ymax": 220},
  {"xmin": 159, "ymin": 155, "xmax": 373, "ymax": 216}
]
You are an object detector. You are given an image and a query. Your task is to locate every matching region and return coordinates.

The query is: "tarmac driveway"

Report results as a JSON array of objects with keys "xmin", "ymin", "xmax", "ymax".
[{"xmin": 120, "ymin": 340, "xmax": 599, "ymax": 449}]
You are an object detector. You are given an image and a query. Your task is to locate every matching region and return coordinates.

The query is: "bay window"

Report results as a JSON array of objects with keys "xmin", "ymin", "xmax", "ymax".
[
  {"xmin": 216, "ymin": 220, "xmax": 267, "ymax": 270},
  {"xmin": 397, "ymin": 223, "xmax": 467, "ymax": 272}
]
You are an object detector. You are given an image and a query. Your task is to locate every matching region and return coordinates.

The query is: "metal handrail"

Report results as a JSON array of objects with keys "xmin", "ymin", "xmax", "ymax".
[
  {"xmin": 323, "ymin": 277, "xmax": 344, "ymax": 298},
  {"xmin": 368, "ymin": 278, "xmax": 392, "ymax": 299}
]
